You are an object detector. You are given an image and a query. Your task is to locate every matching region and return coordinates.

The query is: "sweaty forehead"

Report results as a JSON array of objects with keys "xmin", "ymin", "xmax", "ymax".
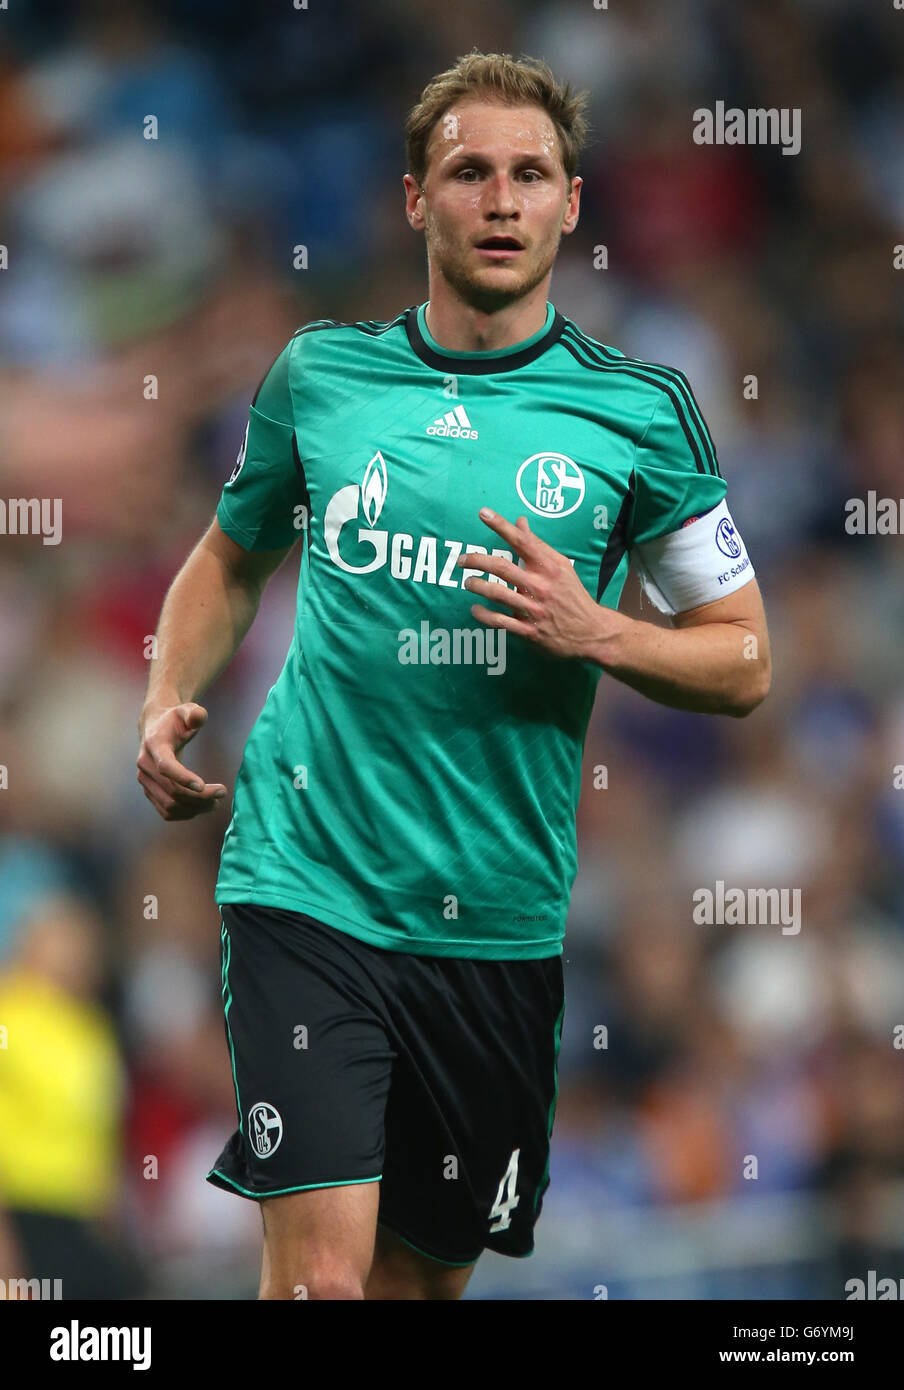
[{"xmin": 426, "ymin": 101, "xmax": 560, "ymax": 166}]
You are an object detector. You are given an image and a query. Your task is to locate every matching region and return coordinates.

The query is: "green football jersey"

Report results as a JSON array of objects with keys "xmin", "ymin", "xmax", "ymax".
[{"xmin": 214, "ymin": 300, "xmax": 730, "ymax": 958}]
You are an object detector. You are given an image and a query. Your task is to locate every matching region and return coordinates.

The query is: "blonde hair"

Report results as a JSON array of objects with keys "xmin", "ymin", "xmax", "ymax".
[{"xmin": 405, "ymin": 50, "xmax": 591, "ymax": 189}]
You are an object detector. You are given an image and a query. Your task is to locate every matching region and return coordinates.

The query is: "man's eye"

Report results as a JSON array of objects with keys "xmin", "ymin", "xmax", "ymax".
[{"xmin": 455, "ymin": 168, "xmax": 543, "ymax": 182}]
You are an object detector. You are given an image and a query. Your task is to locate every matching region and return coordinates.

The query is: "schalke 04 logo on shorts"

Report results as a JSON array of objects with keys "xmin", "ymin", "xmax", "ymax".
[{"xmin": 248, "ymin": 1101, "xmax": 283, "ymax": 1158}]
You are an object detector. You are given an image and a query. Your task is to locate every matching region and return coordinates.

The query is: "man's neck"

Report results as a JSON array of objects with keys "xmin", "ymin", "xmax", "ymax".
[{"xmin": 423, "ymin": 285, "xmax": 550, "ymax": 352}]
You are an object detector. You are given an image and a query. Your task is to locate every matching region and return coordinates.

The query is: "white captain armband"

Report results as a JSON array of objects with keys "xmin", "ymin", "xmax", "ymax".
[{"xmin": 630, "ymin": 498, "xmax": 755, "ymax": 615}]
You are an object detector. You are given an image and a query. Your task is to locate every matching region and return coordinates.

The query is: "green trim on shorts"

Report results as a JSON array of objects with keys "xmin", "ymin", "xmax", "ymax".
[
  {"xmin": 531, "ymin": 994, "xmax": 566, "ymax": 1219},
  {"xmin": 208, "ymin": 1169, "xmax": 382, "ymax": 1200},
  {"xmin": 378, "ymin": 1221, "xmax": 481, "ymax": 1268},
  {"xmin": 221, "ymin": 917, "xmax": 243, "ymax": 1137}
]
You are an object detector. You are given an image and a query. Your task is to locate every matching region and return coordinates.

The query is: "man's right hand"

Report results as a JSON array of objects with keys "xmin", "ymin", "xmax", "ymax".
[{"xmin": 136, "ymin": 702, "xmax": 228, "ymax": 821}]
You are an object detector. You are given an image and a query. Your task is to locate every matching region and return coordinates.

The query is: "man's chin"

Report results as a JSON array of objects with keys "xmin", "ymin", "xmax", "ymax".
[{"xmin": 446, "ymin": 263, "xmax": 546, "ymax": 314}]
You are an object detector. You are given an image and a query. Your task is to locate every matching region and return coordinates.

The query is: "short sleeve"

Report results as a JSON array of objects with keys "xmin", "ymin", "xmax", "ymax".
[
  {"xmin": 628, "ymin": 388, "xmax": 726, "ymax": 547},
  {"xmin": 216, "ymin": 338, "xmax": 305, "ymax": 552},
  {"xmin": 627, "ymin": 386, "xmax": 755, "ymax": 613}
]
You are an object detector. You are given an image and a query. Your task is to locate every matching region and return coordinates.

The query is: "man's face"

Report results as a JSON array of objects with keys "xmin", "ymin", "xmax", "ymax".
[{"xmin": 405, "ymin": 100, "xmax": 581, "ymax": 313}]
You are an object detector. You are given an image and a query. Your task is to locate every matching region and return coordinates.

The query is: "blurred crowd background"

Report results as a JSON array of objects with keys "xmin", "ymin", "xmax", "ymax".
[{"xmin": 1, "ymin": 0, "xmax": 903, "ymax": 1300}]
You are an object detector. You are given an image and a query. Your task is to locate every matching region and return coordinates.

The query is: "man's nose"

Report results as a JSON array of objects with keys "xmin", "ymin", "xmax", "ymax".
[{"xmin": 484, "ymin": 174, "xmax": 520, "ymax": 215}]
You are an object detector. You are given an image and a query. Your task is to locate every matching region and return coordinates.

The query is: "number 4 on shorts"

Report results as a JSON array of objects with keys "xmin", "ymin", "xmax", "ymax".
[{"xmin": 488, "ymin": 1148, "xmax": 520, "ymax": 1232}]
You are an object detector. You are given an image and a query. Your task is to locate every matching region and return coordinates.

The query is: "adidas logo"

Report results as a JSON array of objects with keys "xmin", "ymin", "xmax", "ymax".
[{"xmin": 426, "ymin": 406, "xmax": 478, "ymax": 439}]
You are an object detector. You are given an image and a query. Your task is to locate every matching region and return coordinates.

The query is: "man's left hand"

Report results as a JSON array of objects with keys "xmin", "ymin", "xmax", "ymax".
[{"xmin": 457, "ymin": 507, "xmax": 624, "ymax": 660}]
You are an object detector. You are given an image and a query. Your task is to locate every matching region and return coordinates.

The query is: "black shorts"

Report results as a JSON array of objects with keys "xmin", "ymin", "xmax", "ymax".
[{"xmin": 206, "ymin": 902, "xmax": 566, "ymax": 1265}]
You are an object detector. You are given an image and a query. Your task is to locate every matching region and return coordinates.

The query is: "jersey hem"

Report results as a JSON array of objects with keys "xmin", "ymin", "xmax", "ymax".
[{"xmin": 215, "ymin": 887, "xmax": 564, "ymax": 959}]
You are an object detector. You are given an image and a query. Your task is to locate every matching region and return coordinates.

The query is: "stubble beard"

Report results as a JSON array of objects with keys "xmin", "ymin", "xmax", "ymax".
[{"xmin": 427, "ymin": 226, "xmax": 559, "ymax": 316}]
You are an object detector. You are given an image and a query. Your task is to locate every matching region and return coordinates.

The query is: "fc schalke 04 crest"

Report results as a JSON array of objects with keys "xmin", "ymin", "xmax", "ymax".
[
  {"xmin": 515, "ymin": 452, "xmax": 585, "ymax": 518},
  {"xmin": 248, "ymin": 1101, "xmax": 283, "ymax": 1158}
]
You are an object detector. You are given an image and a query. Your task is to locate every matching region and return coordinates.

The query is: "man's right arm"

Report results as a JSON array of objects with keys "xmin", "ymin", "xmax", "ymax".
[{"xmin": 137, "ymin": 517, "xmax": 294, "ymax": 821}]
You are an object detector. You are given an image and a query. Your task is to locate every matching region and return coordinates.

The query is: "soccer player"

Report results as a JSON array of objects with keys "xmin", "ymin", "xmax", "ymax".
[{"xmin": 137, "ymin": 52, "xmax": 770, "ymax": 1300}]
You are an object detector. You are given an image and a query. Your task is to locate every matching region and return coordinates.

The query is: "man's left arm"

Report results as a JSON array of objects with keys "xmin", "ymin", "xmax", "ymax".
[
  {"xmin": 588, "ymin": 575, "xmax": 771, "ymax": 717},
  {"xmin": 457, "ymin": 508, "xmax": 771, "ymax": 718}
]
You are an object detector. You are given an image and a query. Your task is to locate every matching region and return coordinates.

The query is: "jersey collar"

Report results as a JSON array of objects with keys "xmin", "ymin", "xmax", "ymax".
[{"xmin": 405, "ymin": 301, "xmax": 566, "ymax": 374}]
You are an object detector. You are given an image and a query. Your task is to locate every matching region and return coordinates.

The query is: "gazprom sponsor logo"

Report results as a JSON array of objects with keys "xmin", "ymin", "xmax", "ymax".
[{"xmin": 324, "ymin": 451, "xmax": 515, "ymax": 589}]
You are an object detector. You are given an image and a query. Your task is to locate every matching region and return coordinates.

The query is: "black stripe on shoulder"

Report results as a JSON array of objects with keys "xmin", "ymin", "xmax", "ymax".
[
  {"xmin": 250, "ymin": 341, "xmax": 289, "ymax": 408},
  {"xmin": 292, "ymin": 310, "xmax": 410, "ymax": 340},
  {"xmin": 564, "ymin": 324, "xmax": 719, "ymax": 474},
  {"xmin": 291, "ymin": 433, "xmax": 312, "ymax": 557},
  {"xmin": 668, "ymin": 367, "xmax": 722, "ymax": 480},
  {"xmin": 351, "ymin": 311, "xmax": 411, "ymax": 337},
  {"xmin": 596, "ymin": 472, "xmax": 635, "ymax": 602},
  {"xmin": 563, "ymin": 325, "xmax": 720, "ymax": 477},
  {"xmin": 292, "ymin": 319, "xmax": 342, "ymax": 338},
  {"xmin": 559, "ymin": 331, "xmax": 710, "ymax": 477}
]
